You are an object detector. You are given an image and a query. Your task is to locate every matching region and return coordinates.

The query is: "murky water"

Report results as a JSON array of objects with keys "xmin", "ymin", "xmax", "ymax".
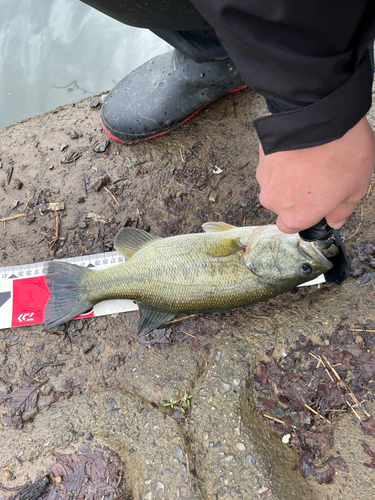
[{"xmin": 0, "ymin": 0, "xmax": 171, "ymax": 128}]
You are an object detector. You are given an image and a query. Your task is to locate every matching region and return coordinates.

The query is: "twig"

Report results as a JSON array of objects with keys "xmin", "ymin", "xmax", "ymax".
[
  {"xmin": 180, "ymin": 330, "xmax": 197, "ymax": 339},
  {"xmin": 24, "ymin": 195, "xmax": 33, "ymax": 211},
  {"xmin": 263, "ymin": 413, "xmax": 298, "ymax": 429},
  {"xmin": 303, "ymin": 403, "xmax": 331, "ymax": 424},
  {"xmin": 165, "ymin": 314, "xmax": 197, "ymax": 326},
  {"xmin": 0, "ymin": 213, "xmax": 27, "ymax": 222},
  {"xmin": 346, "ymin": 401, "xmax": 361, "ymax": 420},
  {"xmin": 49, "ymin": 213, "xmax": 60, "ymax": 249},
  {"xmin": 185, "ymin": 453, "xmax": 192, "ymax": 491},
  {"xmin": 104, "ymin": 186, "xmax": 120, "ymax": 206},
  {"xmin": 352, "ymin": 328, "xmax": 375, "ymax": 333}
]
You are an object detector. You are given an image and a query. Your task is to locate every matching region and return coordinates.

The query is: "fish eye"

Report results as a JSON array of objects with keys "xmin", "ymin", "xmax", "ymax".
[{"xmin": 301, "ymin": 263, "xmax": 313, "ymax": 274}]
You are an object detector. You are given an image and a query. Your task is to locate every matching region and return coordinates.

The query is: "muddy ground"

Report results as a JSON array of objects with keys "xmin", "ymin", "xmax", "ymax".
[{"xmin": 1, "ymin": 86, "xmax": 375, "ymax": 499}]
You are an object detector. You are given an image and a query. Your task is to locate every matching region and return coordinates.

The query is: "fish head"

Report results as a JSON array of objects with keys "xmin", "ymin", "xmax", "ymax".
[{"xmin": 244, "ymin": 225, "xmax": 337, "ymax": 288}]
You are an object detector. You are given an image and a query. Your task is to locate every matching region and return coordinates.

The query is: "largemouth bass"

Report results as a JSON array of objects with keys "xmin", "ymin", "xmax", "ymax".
[{"xmin": 44, "ymin": 222, "xmax": 336, "ymax": 333}]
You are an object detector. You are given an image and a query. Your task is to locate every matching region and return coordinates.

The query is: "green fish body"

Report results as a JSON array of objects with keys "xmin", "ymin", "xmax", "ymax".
[{"xmin": 44, "ymin": 222, "xmax": 335, "ymax": 333}]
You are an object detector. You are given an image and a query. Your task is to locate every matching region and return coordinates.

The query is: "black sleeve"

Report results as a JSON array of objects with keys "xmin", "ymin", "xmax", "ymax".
[{"xmin": 190, "ymin": 0, "xmax": 375, "ymax": 154}]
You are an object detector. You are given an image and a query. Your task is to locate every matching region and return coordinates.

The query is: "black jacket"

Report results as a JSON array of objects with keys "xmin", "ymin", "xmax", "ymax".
[{"xmin": 191, "ymin": 0, "xmax": 375, "ymax": 154}]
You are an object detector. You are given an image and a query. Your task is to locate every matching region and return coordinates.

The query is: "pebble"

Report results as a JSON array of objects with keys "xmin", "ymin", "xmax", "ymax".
[
  {"xmin": 76, "ymin": 196, "xmax": 85, "ymax": 203},
  {"xmin": 233, "ymin": 378, "xmax": 241, "ymax": 386},
  {"xmin": 236, "ymin": 442, "xmax": 246, "ymax": 451},
  {"xmin": 172, "ymin": 458, "xmax": 180, "ymax": 465},
  {"xmin": 221, "ymin": 382, "xmax": 232, "ymax": 394},
  {"xmin": 92, "ymin": 174, "xmax": 110, "ymax": 191},
  {"xmin": 52, "ymin": 188, "xmax": 59, "ymax": 194},
  {"xmin": 78, "ymin": 222, "xmax": 87, "ymax": 229},
  {"xmin": 93, "ymin": 140, "xmax": 109, "ymax": 153},
  {"xmin": 60, "ymin": 143, "xmax": 68, "ymax": 151},
  {"xmin": 202, "ymin": 431, "xmax": 209, "ymax": 441},
  {"xmin": 105, "ymin": 398, "xmax": 118, "ymax": 409},
  {"xmin": 370, "ymin": 258, "xmax": 375, "ymax": 268},
  {"xmin": 181, "ymin": 464, "xmax": 187, "ymax": 475},
  {"xmin": 357, "ymin": 273, "xmax": 373, "ymax": 284},
  {"xmin": 89, "ymin": 98, "xmax": 100, "ymax": 108},
  {"xmin": 219, "ymin": 488, "xmax": 226, "ymax": 497},
  {"xmin": 13, "ymin": 178, "xmax": 23, "ymax": 190},
  {"xmin": 175, "ymin": 445, "xmax": 184, "ymax": 459},
  {"xmin": 221, "ymin": 455, "xmax": 236, "ymax": 465},
  {"xmin": 70, "ymin": 130, "xmax": 82, "ymax": 139},
  {"xmin": 215, "ymin": 351, "xmax": 222, "ymax": 362},
  {"xmin": 245, "ymin": 454, "xmax": 256, "ymax": 465},
  {"xmin": 154, "ymin": 481, "xmax": 164, "ymax": 497},
  {"xmin": 4, "ymin": 471, "xmax": 12, "ymax": 479},
  {"xmin": 48, "ymin": 165, "xmax": 54, "ymax": 170},
  {"xmin": 164, "ymin": 469, "xmax": 172, "ymax": 475},
  {"xmin": 239, "ymin": 199, "xmax": 248, "ymax": 208},
  {"xmin": 282, "ymin": 434, "xmax": 291, "ymax": 444}
]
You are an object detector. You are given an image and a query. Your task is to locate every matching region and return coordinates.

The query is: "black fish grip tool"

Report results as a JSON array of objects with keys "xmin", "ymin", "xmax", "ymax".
[{"xmin": 299, "ymin": 218, "xmax": 352, "ymax": 284}]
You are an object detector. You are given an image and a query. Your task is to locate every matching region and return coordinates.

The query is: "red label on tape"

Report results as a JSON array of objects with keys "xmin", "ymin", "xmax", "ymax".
[{"xmin": 12, "ymin": 276, "xmax": 50, "ymax": 327}]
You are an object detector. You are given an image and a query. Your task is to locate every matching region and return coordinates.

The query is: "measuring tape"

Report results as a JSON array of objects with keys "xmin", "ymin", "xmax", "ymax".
[
  {"xmin": 0, "ymin": 251, "xmax": 138, "ymax": 330},
  {"xmin": 0, "ymin": 251, "xmax": 325, "ymax": 331}
]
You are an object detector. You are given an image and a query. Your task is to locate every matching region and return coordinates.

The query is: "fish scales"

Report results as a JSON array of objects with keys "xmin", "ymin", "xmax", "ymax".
[{"xmin": 84, "ymin": 228, "xmax": 267, "ymax": 312}]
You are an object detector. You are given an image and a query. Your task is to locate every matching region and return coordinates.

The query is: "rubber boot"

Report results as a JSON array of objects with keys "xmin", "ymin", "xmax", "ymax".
[{"xmin": 100, "ymin": 49, "xmax": 246, "ymax": 143}]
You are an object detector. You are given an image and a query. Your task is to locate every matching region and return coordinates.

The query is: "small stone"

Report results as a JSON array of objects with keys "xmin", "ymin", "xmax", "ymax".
[
  {"xmin": 239, "ymin": 199, "xmax": 248, "ymax": 208},
  {"xmin": 245, "ymin": 454, "xmax": 256, "ymax": 465},
  {"xmin": 70, "ymin": 130, "xmax": 82, "ymax": 139},
  {"xmin": 282, "ymin": 434, "xmax": 291, "ymax": 444},
  {"xmin": 233, "ymin": 378, "xmax": 241, "ymax": 386},
  {"xmin": 219, "ymin": 488, "xmax": 226, "ymax": 497},
  {"xmin": 181, "ymin": 464, "xmax": 187, "ymax": 475},
  {"xmin": 105, "ymin": 397, "xmax": 117, "ymax": 409},
  {"xmin": 48, "ymin": 165, "xmax": 54, "ymax": 170},
  {"xmin": 78, "ymin": 222, "xmax": 87, "ymax": 229},
  {"xmin": 357, "ymin": 272, "xmax": 373, "ymax": 284},
  {"xmin": 92, "ymin": 174, "xmax": 110, "ymax": 191},
  {"xmin": 352, "ymin": 268, "xmax": 364, "ymax": 277},
  {"xmin": 13, "ymin": 178, "xmax": 23, "ymax": 190},
  {"xmin": 164, "ymin": 469, "xmax": 172, "ymax": 475},
  {"xmin": 76, "ymin": 196, "xmax": 85, "ymax": 203},
  {"xmin": 215, "ymin": 351, "xmax": 222, "ymax": 362},
  {"xmin": 172, "ymin": 458, "xmax": 180, "ymax": 465},
  {"xmin": 53, "ymin": 476, "xmax": 63, "ymax": 484},
  {"xmin": 370, "ymin": 258, "xmax": 375, "ymax": 268},
  {"xmin": 89, "ymin": 98, "xmax": 100, "ymax": 108},
  {"xmin": 60, "ymin": 143, "xmax": 68, "ymax": 151},
  {"xmin": 324, "ymin": 339, "xmax": 330, "ymax": 346},
  {"xmin": 4, "ymin": 470, "xmax": 13, "ymax": 479},
  {"xmin": 154, "ymin": 481, "xmax": 164, "ymax": 497},
  {"xmin": 221, "ymin": 382, "xmax": 232, "ymax": 394},
  {"xmin": 202, "ymin": 431, "xmax": 209, "ymax": 441},
  {"xmin": 13, "ymin": 200, "xmax": 19, "ymax": 207},
  {"xmin": 93, "ymin": 140, "xmax": 109, "ymax": 153},
  {"xmin": 52, "ymin": 188, "xmax": 60, "ymax": 194},
  {"xmin": 221, "ymin": 455, "xmax": 236, "ymax": 465},
  {"xmin": 175, "ymin": 445, "xmax": 184, "ymax": 459},
  {"xmin": 236, "ymin": 442, "xmax": 246, "ymax": 451}
]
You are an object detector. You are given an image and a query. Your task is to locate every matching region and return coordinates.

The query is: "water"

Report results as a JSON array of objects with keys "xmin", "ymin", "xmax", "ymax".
[{"xmin": 0, "ymin": 0, "xmax": 171, "ymax": 129}]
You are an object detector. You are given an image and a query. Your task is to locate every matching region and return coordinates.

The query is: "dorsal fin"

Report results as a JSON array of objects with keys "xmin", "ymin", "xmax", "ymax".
[
  {"xmin": 114, "ymin": 227, "xmax": 160, "ymax": 259},
  {"xmin": 202, "ymin": 222, "xmax": 237, "ymax": 233}
]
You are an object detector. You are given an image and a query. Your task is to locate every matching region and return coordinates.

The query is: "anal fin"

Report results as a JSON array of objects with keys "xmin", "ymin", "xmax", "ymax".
[{"xmin": 137, "ymin": 302, "xmax": 176, "ymax": 334}]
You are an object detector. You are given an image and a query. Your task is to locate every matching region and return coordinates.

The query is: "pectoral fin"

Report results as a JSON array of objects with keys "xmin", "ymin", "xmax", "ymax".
[
  {"xmin": 207, "ymin": 238, "xmax": 246, "ymax": 257},
  {"xmin": 114, "ymin": 227, "xmax": 161, "ymax": 259},
  {"xmin": 137, "ymin": 303, "xmax": 176, "ymax": 334},
  {"xmin": 202, "ymin": 221, "xmax": 237, "ymax": 232}
]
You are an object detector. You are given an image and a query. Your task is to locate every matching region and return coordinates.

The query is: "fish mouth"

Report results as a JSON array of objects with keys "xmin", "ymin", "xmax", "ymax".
[{"xmin": 298, "ymin": 239, "xmax": 338, "ymax": 269}]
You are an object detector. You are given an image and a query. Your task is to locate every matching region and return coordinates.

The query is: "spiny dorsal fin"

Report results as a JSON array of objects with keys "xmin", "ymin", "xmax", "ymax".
[
  {"xmin": 137, "ymin": 302, "xmax": 176, "ymax": 334},
  {"xmin": 202, "ymin": 222, "xmax": 237, "ymax": 233},
  {"xmin": 114, "ymin": 227, "xmax": 161, "ymax": 259}
]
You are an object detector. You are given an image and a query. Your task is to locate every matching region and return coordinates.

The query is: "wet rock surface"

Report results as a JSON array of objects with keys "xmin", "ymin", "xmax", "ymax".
[{"xmin": 1, "ymin": 88, "xmax": 375, "ymax": 499}]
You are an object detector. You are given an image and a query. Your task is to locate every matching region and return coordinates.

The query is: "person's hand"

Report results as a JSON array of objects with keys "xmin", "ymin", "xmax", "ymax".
[{"xmin": 256, "ymin": 117, "xmax": 375, "ymax": 233}]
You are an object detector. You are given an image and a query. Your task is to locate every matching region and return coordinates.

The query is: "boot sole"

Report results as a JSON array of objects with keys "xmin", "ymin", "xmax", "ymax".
[{"xmin": 100, "ymin": 85, "xmax": 248, "ymax": 144}]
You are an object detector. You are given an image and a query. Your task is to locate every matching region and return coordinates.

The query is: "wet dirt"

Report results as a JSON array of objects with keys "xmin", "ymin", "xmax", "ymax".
[{"xmin": 1, "ymin": 86, "xmax": 375, "ymax": 499}]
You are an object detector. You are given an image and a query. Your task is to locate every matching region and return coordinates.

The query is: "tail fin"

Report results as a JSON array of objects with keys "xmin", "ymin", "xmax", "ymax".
[{"xmin": 44, "ymin": 261, "xmax": 93, "ymax": 329}]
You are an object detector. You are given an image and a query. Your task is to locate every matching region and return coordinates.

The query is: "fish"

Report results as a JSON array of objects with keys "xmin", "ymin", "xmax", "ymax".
[{"xmin": 44, "ymin": 222, "xmax": 337, "ymax": 334}]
